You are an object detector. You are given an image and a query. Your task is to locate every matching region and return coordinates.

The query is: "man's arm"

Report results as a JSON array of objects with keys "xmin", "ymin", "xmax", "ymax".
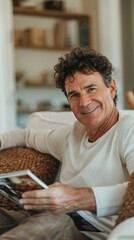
[
  {"xmin": 0, "ymin": 126, "xmax": 70, "ymax": 161},
  {"xmin": 19, "ymin": 182, "xmax": 129, "ymax": 218},
  {"xmin": 0, "ymin": 130, "xmax": 26, "ymax": 150},
  {"xmin": 0, "ymin": 129, "xmax": 54, "ymax": 154},
  {"xmin": 92, "ymin": 182, "xmax": 128, "ymax": 217}
]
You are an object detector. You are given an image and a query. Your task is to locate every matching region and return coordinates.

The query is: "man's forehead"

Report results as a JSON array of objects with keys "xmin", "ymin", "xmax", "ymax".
[{"xmin": 65, "ymin": 71, "xmax": 103, "ymax": 84}]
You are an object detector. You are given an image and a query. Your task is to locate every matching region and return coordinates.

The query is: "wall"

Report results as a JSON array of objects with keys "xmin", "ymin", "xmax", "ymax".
[
  {"xmin": 121, "ymin": 0, "xmax": 134, "ymax": 102},
  {"xmin": 97, "ymin": 0, "xmax": 124, "ymax": 109},
  {"xmin": 0, "ymin": 0, "xmax": 16, "ymax": 132}
]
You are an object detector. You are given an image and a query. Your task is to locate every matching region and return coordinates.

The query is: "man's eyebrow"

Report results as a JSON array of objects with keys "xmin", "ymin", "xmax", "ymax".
[
  {"xmin": 67, "ymin": 91, "xmax": 77, "ymax": 97},
  {"xmin": 84, "ymin": 84, "xmax": 96, "ymax": 89},
  {"xmin": 67, "ymin": 84, "xmax": 97, "ymax": 97}
]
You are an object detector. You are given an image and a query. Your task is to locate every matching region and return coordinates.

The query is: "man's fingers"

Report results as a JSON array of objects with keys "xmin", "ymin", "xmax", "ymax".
[{"xmin": 22, "ymin": 189, "xmax": 50, "ymax": 198}]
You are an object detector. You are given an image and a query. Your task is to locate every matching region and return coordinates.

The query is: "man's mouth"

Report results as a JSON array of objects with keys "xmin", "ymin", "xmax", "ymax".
[{"xmin": 81, "ymin": 105, "xmax": 100, "ymax": 115}]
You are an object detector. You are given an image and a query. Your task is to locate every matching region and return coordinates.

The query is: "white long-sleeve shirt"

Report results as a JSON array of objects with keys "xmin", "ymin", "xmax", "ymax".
[{"xmin": 0, "ymin": 112, "xmax": 134, "ymax": 239}]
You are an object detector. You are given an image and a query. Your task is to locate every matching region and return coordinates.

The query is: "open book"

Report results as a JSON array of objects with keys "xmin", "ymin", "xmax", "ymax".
[
  {"xmin": 68, "ymin": 211, "xmax": 104, "ymax": 232},
  {"xmin": 0, "ymin": 170, "xmax": 104, "ymax": 232},
  {"xmin": 0, "ymin": 169, "xmax": 48, "ymax": 209}
]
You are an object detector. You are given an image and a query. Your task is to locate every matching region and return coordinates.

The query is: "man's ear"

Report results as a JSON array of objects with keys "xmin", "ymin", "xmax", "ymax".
[{"xmin": 109, "ymin": 79, "xmax": 116, "ymax": 99}]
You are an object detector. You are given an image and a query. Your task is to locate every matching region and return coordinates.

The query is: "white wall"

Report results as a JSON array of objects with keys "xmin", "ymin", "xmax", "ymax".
[
  {"xmin": 0, "ymin": 0, "xmax": 16, "ymax": 132},
  {"xmin": 121, "ymin": 0, "xmax": 134, "ymax": 97},
  {"xmin": 97, "ymin": 0, "xmax": 124, "ymax": 109}
]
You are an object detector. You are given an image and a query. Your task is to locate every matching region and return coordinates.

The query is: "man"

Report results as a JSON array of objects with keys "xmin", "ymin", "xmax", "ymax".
[{"xmin": 0, "ymin": 47, "xmax": 134, "ymax": 240}]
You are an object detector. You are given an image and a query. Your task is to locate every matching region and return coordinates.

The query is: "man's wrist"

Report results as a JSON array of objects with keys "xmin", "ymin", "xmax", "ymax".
[{"xmin": 75, "ymin": 187, "xmax": 96, "ymax": 213}]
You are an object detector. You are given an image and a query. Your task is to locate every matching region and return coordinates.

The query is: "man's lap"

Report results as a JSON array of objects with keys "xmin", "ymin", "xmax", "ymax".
[{"xmin": 0, "ymin": 208, "xmax": 90, "ymax": 240}]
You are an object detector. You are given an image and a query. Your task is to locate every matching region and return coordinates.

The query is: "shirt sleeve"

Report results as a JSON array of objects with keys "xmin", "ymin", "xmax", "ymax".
[
  {"xmin": 93, "ymin": 117, "xmax": 134, "ymax": 218},
  {"xmin": 0, "ymin": 129, "xmax": 26, "ymax": 149},
  {"xmin": 92, "ymin": 182, "xmax": 128, "ymax": 217},
  {"xmin": 0, "ymin": 125, "xmax": 71, "ymax": 161}
]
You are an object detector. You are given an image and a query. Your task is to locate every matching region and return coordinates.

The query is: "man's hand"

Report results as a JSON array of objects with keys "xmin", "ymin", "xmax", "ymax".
[{"xmin": 19, "ymin": 182, "xmax": 96, "ymax": 213}]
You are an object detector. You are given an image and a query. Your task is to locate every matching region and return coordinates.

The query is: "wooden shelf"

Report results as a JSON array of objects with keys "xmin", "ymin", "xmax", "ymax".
[
  {"xmin": 15, "ymin": 44, "xmax": 71, "ymax": 51},
  {"xmin": 13, "ymin": 6, "xmax": 91, "ymax": 50},
  {"xmin": 13, "ymin": 6, "xmax": 90, "ymax": 21},
  {"xmin": 17, "ymin": 106, "xmax": 71, "ymax": 114}
]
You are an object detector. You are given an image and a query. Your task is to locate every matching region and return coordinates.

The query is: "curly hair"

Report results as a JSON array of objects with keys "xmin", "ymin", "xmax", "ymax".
[{"xmin": 54, "ymin": 47, "xmax": 117, "ymax": 105}]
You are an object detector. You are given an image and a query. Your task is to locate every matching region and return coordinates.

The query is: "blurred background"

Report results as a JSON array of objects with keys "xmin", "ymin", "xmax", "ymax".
[{"xmin": 0, "ymin": 0, "xmax": 133, "ymax": 131}]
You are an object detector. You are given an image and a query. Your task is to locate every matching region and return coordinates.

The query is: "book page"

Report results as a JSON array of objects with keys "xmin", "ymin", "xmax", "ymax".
[
  {"xmin": 0, "ymin": 171, "xmax": 47, "ymax": 208},
  {"xmin": 68, "ymin": 211, "xmax": 104, "ymax": 232}
]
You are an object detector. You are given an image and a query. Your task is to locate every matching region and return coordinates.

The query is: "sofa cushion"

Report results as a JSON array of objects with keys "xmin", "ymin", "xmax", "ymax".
[
  {"xmin": 0, "ymin": 147, "xmax": 60, "ymax": 210},
  {"xmin": 26, "ymin": 110, "xmax": 134, "ymax": 130},
  {"xmin": 27, "ymin": 111, "xmax": 76, "ymax": 130}
]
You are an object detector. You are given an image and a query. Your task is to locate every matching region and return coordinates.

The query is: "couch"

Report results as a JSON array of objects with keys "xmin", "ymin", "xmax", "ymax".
[
  {"xmin": 0, "ymin": 110, "xmax": 134, "ymax": 239},
  {"xmin": 27, "ymin": 109, "xmax": 134, "ymax": 129}
]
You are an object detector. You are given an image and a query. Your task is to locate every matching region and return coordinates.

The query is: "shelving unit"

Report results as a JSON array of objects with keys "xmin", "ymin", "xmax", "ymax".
[
  {"xmin": 13, "ymin": 6, "xmax": 91, "ymax": 127},
  {"xmin": 13, "ymin": 6, "xmax": 91, "ymax": 50},
  {"xmin": 13, "ymin": 6, "xmax": 90, "ymax": 21}
]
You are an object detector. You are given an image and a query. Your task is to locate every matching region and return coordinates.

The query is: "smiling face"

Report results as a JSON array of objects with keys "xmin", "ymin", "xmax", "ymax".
[{"xmin": 65, "ymin": 71, "xmax": 116, "ymax": 133}]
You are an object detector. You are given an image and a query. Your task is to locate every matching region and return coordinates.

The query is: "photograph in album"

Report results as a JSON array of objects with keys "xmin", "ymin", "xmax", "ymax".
[{"xmin": 0, "ymin": 169, "xmax": 48, "ymax": 209}]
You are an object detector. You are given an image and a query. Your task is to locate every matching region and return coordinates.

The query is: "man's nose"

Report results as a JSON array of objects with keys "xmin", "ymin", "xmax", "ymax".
[{"xmin": 79, "ymin": 94, "xmax": 91, "ymax": 106}]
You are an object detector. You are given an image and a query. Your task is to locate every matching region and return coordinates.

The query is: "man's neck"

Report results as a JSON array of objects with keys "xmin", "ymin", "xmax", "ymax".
[{"xmin": 88, "ymin": 107, "xmax": 119, "ymax": 142}]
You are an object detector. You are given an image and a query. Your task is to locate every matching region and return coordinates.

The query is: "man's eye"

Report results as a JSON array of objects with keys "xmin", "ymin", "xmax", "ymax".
[
  {"xmin": 88, "ymin": 87, "xmax": 96, "ymax": 92},
  {"xmin": 91, "ymin": 88, "xmax": 96, "ymax": 91},
  {"xmin": 69, "ymin": 93, "xmax": 78, "ymax": 99}
]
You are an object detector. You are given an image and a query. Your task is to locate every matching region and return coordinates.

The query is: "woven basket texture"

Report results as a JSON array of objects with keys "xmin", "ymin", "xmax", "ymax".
[
  {"xmin": 0, "ymin": 147, "xmax": 60, "ymax": 210},
  {"xmin": 115, "ymin": 172, "xmax": 134, "ymax": 226}
]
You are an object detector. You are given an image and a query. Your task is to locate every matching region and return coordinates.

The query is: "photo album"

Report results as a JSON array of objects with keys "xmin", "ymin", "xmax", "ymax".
[
  {"xmin": 0, "ymin": 169, "xmax": 48, "ymax": 209},
  {"xmin": 0, "ymin": 169, "xmax": 104, "ymax": 232}
]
